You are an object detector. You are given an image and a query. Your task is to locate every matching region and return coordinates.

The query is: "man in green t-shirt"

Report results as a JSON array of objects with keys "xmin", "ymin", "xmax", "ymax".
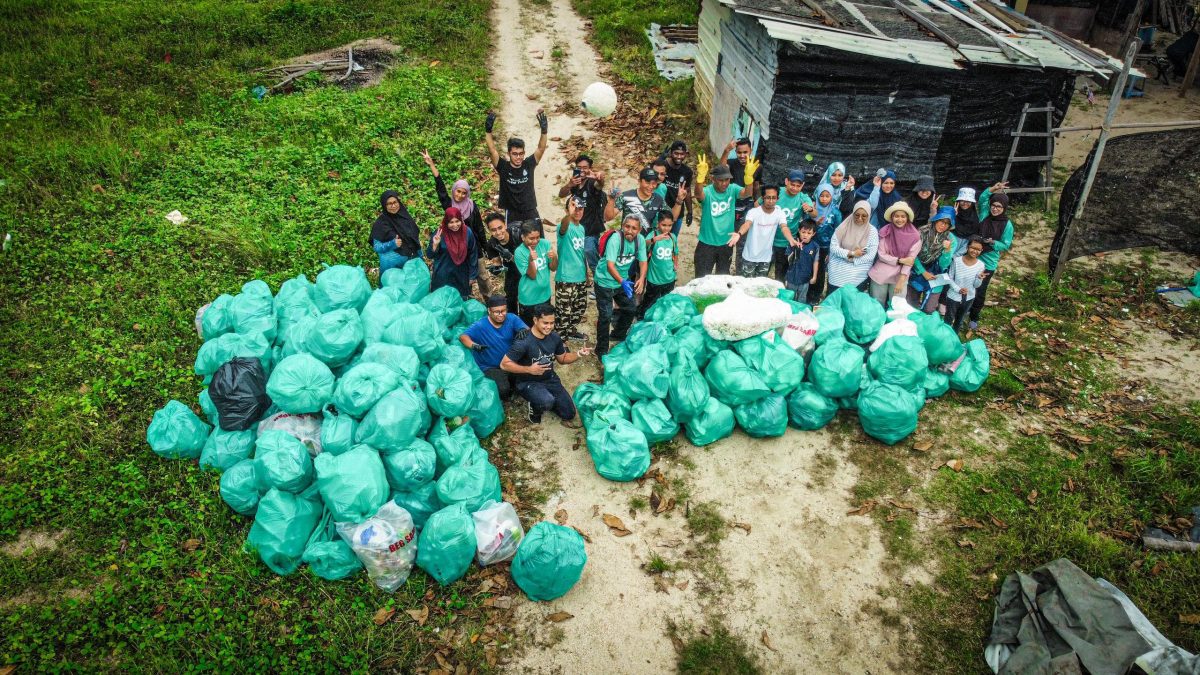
[
  {"xmin": 637, "ymin": 213, "xmax": 679, "ymax": 319},
  {"xmin": 513, "ymin": 222, "xmax": 557, "ymax": 326},
  {"xmin": 594, "ymin": 215, "xmax": 647, "ymax": 356},
  {"xmin": 692, "ymin": 155, "xmax": 754, "ymax": 278},
  {"xmin": 772, "ymin": 169, "xmax": 815, "ymax": 283},
  {"xmin": 554, "ymin": 197, "xmax": 589, "ymax": 341}
]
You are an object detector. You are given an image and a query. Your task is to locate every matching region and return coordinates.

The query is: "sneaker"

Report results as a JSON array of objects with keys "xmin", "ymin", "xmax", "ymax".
[
  {"xmin": 560, "ymin": 417, "xmax": 583, "ymax": 430},
  {"xmin": 968, "ymin": 321, "xmax": 978, "ymax": 331},
  {"xmin": 526, "ymin": 402, "xmax": 542, "ymax": 424},
  {"xmin": 587, "ymin": 290, "xmax": 596, "ymax": 300},
  {"xmin": 564, "ymin": 329, "xmax": 589, "ymax": 341}
]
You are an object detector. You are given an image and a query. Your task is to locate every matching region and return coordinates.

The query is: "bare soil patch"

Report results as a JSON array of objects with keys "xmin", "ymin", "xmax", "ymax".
[
  {"xmin": 1, "ymin": 529, "xmax": 68, "ymax": 557},
  {"xmin": 267, "ymin": 38, "xmax": 402, "ymax": 92}
]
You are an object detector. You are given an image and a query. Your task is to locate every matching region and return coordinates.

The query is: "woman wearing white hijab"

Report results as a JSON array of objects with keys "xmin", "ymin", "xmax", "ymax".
[
  {"xmin": 825, "ymin": 200, "xmax": 878, "ymax": 294},
  {"xmin": 818, "ymin": 161, "xmax": 856, "ymax": 212}
]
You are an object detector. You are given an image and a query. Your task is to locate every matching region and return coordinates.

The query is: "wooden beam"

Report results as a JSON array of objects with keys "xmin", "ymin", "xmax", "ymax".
[
  {"xmin": 797, "ymin": 0, "xmax": 840, "ymax": 28},
  {"xmin": 960, "ymin": 0, "xmax": 1015, "ymax": 34},
  {"xmin": 973, "ymin": 0, "xmax": 1031, "ymax": 33},
  {"xmin": 893, "ymin": 0, "xmax": 960, "ymax": 48},
  {"xmin": 925, "ymin": 0, "xmax": 1042, "ymax": 64},
  {"xmin": 1180, "ymin": 24, "xmax": 1200, "ymax": 97},
  {"xmin": 835, "ymin": 0, "xmax": 892, "ymax": 40},
  {"xmin": 1054, "ymin": 120, "xmax": 1200, "ymax": 133},
  {"xmin": 1014, "ymin": 0, "xmax": 1029, "ymax": 13},
  {"xmin": 1118, "ymin": 0, "xmax": 1148, "ymax": 64}
]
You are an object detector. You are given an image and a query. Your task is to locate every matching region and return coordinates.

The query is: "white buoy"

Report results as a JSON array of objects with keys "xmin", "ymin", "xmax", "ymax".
[{"xmin": 581, "ymin": 82, "xmax": 618, "ymax": 118}]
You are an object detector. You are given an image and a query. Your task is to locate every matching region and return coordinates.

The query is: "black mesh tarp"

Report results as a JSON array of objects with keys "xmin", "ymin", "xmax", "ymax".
[{"xmin": 1050, "ymin": 128, "xmax": 1200, "ymax": 272}]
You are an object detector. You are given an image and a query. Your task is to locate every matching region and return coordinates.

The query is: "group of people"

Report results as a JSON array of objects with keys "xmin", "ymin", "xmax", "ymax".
[{"xmin": 367, "ymin": 111, "xmax": 1017, "ymax": 426}]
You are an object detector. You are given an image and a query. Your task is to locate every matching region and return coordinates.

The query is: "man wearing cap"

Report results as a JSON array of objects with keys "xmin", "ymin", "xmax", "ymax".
[
  {"xmin": 557, "ymin": 154, "xmax": 608, "ymax": 277},
  {"xmin": 485, "ymin": 109, "xmax": 550, "ymax": 235},
  {"xmin": 604, "ymin": 167, "xmax": 680, "ymax": 236},
  {"xmin": 692, "ymin": 154, "xmax": 755, "ymax": 277},
  {"xmin": 484, "ymin": 212, "xmax": 522, "ymax": 314},
  {"xmin": 459, "ymin": 295, "xmax": 529, "ymax": 401},
  {"xmin": 772, "ymin": 169, "xmax": 815, "ymax": 283},
  {"xmin": 661, "ymin": 140, "xmax": 694, "ymax": 233}
]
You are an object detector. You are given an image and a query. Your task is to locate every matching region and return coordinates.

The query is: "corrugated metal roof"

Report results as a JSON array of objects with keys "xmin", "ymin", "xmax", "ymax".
[{"xmin": 760, "ymin": 17, "xmax": 966, "ymax": 70}]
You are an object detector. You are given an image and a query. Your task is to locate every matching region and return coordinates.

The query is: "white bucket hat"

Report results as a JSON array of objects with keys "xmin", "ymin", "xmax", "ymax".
[{"xmin": 956, "ymin": 187, "xmax": 977, "ymax": 203}]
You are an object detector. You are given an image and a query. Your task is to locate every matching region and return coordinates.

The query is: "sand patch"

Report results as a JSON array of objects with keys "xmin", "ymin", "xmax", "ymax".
[
  {"xmin": 1, "ymin": 529, "xmax": 68, "ymax": 557},
  {"xmin": 1121, "ymin": 326, "xmax": 1200, "ymax": 404}
]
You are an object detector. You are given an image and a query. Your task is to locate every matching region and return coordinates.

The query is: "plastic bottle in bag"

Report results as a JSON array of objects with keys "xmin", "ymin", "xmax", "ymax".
[
  {"xmin": 336, "ymin": 500, "xmax": 419, "ymax": 592},
  {"xmin": 472, "ymin": 501, "xmax": 524, "ymax": 566}
]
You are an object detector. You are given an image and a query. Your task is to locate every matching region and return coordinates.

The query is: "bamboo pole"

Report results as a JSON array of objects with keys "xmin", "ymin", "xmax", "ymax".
[{"xmin": 1053, "ymin": 119, "xmax": 1200, "ymax": 132}]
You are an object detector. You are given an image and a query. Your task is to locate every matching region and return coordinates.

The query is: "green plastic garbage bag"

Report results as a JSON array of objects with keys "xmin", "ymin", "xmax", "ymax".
[
  {"xmin": 704, "ymin": 351, "xmax": 771, "ymax": 407},
  {"xmin": 672, "ymin": 324, "xmax": 722, "ymax": 369},
  {"xmin": 246, "ymin": 487, "xmax": 323, "ymax": 576},
  {"xmin": 220, "ymin": 459, "xmax": 264, "ymax": 515},
  {"xmin": 147, "ymin": 400, "xmax": 211, "ymax": 460},
  {"xmin": 320, "ymin": 405, "xmax": 357, "ymax": 456},
  {"xmin": 255, "ymin": 429, "xmax": 315, "ymax": 493},
  {"xmin": 333, "ymin": 362, "xmax": 400, "ymax": 419},
  {"xmin": 313, "ymin": 265, "xmax": 371, "ymax": 313},
  {"xmin": 786, "ymin": 383, "xmax": 839, "ymax": 430},
  {"xmin": 824, "ymin": 286, "xmax": 885, "ymax": 345},
  {"xmin": 924, "ymin": 368, "xmax": 950, "ymax": 398},
  {"xmin": 868, "ymin": 335, "xmax": 929, "ymax": 391},
  {"xmin": 358, "ymin": 343, "xmax": 420, "ymax": 381},
  {"xmin": 276, "ymin": 277, "xmax": 318, "ymax": 340},
  {"xmin": 201, "ymin": 293, "xmax": 235, "ymax": 341},
  {"xmin": 436, "ymin": 461, "xmax": 502, "ymax": 513},
  {"xmin": 631, "ymin": 398, "xmax": 679, "ymax": 444},
  {"xmin": 911, "ymin": 312, "xmax": 964, "ymax": 366},
  {"xmin": 574, "ymin": 383, "xmax": 632, "ymax": 427},
  {"xmin": 468, "ymin": 378, "xmax": 505, "ymax": 438},
  {"xmin": 460, "ymin": 298, "xmax": 487, "ymax": 327},
  {"xmin": 586, "ymin": 418, "xmax": 651, "ymax": 482},
  {"xmin": 382, "ymin": 440, "xmax": 437, "ymax": 492},
  {"xmin": 813, "ymin": 307, "xmax": 846, "ymax": 347},
  {"xmin": 314, "ymin": 445, "xmax": 389, "ymax": 523},
  {"xmin": 302, "ymin": 511, "xmax": 363, "ymax": 581},
  {"xmin": 306, "ymin": 309, "xmax": 363, "ymax": 368},
  {"xmin": 392, "ymin": 481, "xmax": 443, "ymax": 529},
  {"xmin": 230, "ymin": 280, "xmax": 277, "ymax": 342},
  {"xmin": 198, "ymin": 389, "xmax": 219, "ymax": 425},
  {"xmin": 425, "ymin": 364, "xmax": 475, "ymax": 418},
  {"xmin": 776, "ymin": 288, "xmax": 810, "ymax": 314},
  {"xmin": 618, "ymin": 344, "xmax": 670, "ymax": 401},
  {"xmin": 511, "ymin": 522, "xmax": 587, "ymax": 601},
  {"xmin": 428, "ymin": 420, "xmax": 485, "ymax": 475},
  {"xmin": 266, "ymin": 354, "xmax": 334, "ymax": 414},
  {"xmin": 807, "ymin": 341, "xmax": 866, "ymax": 399},
  {"xmin": 355, "ymin": 386, "xmax": 428, "ymax": 452},
  {"xmin": 645, "ymin": 294, "xmax": 696, "ymax": 331},
  {"xmin": 416, "ymin": 503, "xmax": 476, "ymax": 585},
  {"xmin": 857, "ymin": 381, "xmax": 920, "ymax": 445},
  {"xmin": 420, "ymin": 285, "xmax": 464, "ymax": 328},
  {"xmin": 625, "ymin": 321, "xmax": 672, "ymax": 355},
  {"xmin": 195, "ymin": 331, "xmax": 272, "ymax": 381},
  {"xmin": 600, "ymin": 342, "xmax": 630, "ymax": 379},
  {"xmin": 734, "ymin": 335, "xmax": 805, "ymax": 394},
  {"xmin": 666, "ymin": 352, "xmax": 709, "ymax": 423},
  {"xmin": 382, "ymin": 303, "xmax": 446, "ymax": 363},
  {"xmin": 199, "ymin": 428, "xmax": 255, "ymax": 472},
  {"xmin": 734, "ymin": 394, "xmax": 788, "ymax": 438},
  {"xmin": 360, "ymin": 291, "xmax": 398, "ymax": 345},
  {"xmin": 684, "ymin": 396, "xmax": 735, "ymax": 446},
  {"xmin": 836, "ymin": 367, "xmax": 872, "ymax": 411},
  {"xmin": 279, "ymin": 313, "xmax": 317, "ymax": 357},
  {"xmin": 949, "ymin": 339, "xmax": 990, "ymax": 392},
  {"xmin": 381, "ymin": 261, "xmax": 430, "ymax": 304},
  {"xmin": 436, "ymin": 344, "xmax": 485, "ymax": 385}
]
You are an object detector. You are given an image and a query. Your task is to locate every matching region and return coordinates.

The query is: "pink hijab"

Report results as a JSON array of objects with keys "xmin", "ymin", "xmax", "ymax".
[{"xmin": 451, "ymin": 179, "xmax": 475, "ymax": 221}]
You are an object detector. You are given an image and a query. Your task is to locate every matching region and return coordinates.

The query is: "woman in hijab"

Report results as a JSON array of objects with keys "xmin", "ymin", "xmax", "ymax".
[
  {"xmin": 968, "ymin": 181, "xmax": 1013, "ymax": 330},
  {"xmin": 906, "ymin": 206, "xmax": 957, "ymax": 313},
  {"xmin": 951, "ymin": 186, "xmax": 981, "ymax": 255},
  {"xmin": 867, "ymin": 202, "xmax": 921, "ymax": 307},
  {"xmin": 818, "ymin": 161, "xmax": 856, "ymax": 212},
  {"xmin": 427, "ymin": 207, "xmax": 479, "ymax": 299},
  {"xmin": 422, "ymin": 150, "xmax": 490, "ymax": 297},
  {"xmin": 825, "ymin": 200, "xmax": 878, "ymax": 295},
  {"xmin": 854, "ymin": 169, "xmax": 902, "ymax": 228},
  {"xmin": 908, "ymin": 175, "xmax": 936, "ymax": 228},
  {"xmin": 370, "ymin": 190, "xmax": 422, "ymax": 273},
  {"xmin": 804, "ymin": 182, "xmax": 841, "ymax": 303}
]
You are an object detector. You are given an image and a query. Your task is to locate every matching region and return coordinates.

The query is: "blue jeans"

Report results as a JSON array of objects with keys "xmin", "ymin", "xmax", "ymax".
[
  {"xmin": 786, "ymin": 282, "xmax": 809, "ymax": 303},
  {"xmin": 594, "ymin": 282, "xmax": 635, "ymax": 355},
  {"xmin": 515, "ymin": 378, "xmax": 576, "ymax": 422},
  {"xmin": 584, "ymin": 236, "xmax": 600, "ymax": 273}
]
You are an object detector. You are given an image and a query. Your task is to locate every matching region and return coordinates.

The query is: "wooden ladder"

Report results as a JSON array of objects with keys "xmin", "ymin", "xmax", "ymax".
[{"xmin": 1001, "ymin": 102, "xmax": 1056, "ymax": 211}]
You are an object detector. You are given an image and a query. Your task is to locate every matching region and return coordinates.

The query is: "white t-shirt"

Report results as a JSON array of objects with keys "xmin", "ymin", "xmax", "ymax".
[{"xmin": 741, "ymin": 206, "xmax": 788, "ymax": 263}]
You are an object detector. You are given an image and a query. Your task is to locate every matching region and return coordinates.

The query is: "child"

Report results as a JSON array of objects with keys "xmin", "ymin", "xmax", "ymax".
[
  {"xmin": 907, "ymin": 206, "xmax": 956, "ymax": 313},
  {"xmin": 785, "ymin": 220, "xmax": 820, "ymax": 303},
  {"xmin": 732, "ymin": 185, "xmax": 793, "ymax": 278},
  {"xmin": 513, "ymin": 222, "xmax": 557, "ymax": 327},
  {"xmin": 638, "ymin": 213, "xmax": 680, "ymax": 318},
  {"xmin": 806, "ymin": 183, "xmax": 839, "ymax": 304},
  {"xmin": 554, "ymin": 197, "xmax": 589, "ymax": 340},
  {"xmin": 942, "ymin": 236, "xmax": 987, "ymax": 332}
]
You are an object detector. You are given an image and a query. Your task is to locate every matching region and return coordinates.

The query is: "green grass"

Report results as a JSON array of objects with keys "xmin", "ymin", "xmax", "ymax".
[
  {"xmin": 675, "ymin": 623, "xmax": 761, "ymax": 675},
  {"xmin": 685, "ymin": 501, "xmax": 726, "ymax": 545},
  {"xmin": 0, "ymin": 0, "xmax": 500, "ymax": 670}
]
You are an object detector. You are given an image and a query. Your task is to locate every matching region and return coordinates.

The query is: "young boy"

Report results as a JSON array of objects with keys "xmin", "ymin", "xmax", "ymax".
[
  {"xmin": 785, "ymin": 220, "xmax": 820, "ymax": 303},
  {"xmin": 731, "ymin": 185, "xmax": 794, "ymax": 278},
  {"xmin": 638, "ymin": 214, "xmax": 679, "ymax": 319},
  {"xmin": 942, "ymin": 236, "xmax": 988, "ymax": 332},
  {"xmin": 554, "ymin": 197, "xmax": 589, "ymax": 340},
  {"xmin": 513, "ymin": 222, "xmax": 557, "ymax": 326}
]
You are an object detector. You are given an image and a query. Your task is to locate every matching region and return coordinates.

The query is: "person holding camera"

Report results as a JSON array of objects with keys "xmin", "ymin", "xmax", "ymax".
[{"xmin": 558, "ymin": 154, "xmax": 607, "ymax": 277}]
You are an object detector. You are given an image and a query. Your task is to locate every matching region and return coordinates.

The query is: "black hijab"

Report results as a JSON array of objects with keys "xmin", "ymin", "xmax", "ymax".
[
  {"xmin": 978, "ymin": 193, "xmax": 1010, "ymax": 252},
  {"xmin": 370, "ymin": 190, "xmax": 421, "ymax": 256}
]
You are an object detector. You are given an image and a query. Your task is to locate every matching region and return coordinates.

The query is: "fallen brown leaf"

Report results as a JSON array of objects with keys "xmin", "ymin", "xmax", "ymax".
[
  {"xmin": 676, "ymin": 580, "xmax": 689, "ymax": 591},
  {"xmin": 731, "ymin": 521, "xmax": 752, "ymax": 534},
  {"xmin": 989, "ymin": 514, "xmax": 1008, "ymax": 529},
  {"xmin": 182, "ymin": 538, "xmax": 202, "ymax": 552},
  {"xmin": 945, "ymin": 459, "xmax": 965, "ymax": 472},
  {"xmin": 571, "ymin": 525, "xmax": 592, "ymax": 543},
  {"xmin": 429, "ymin": 60, "xmax": 441, "ymax": 67},
  {"xmin": 912, "ymin": 440, "xmax": 933, "ymax": 453},
  {"xmin": 545, "ymin": 612, "xmax": 574, "ymax": 622},
  {"xmin": 602, "ymin": 513, "xmax": 631, "ymax": 536},
  {"xmin": 1026, "ymin": 490, "xmax": 1039, "ymax": 505},
  {"xmin": 957, "ymin": 539, "xmax": 976, "ymax": 549},
  {"xmin": 1179, "ymin": 614, "xmax": 1200, "ymax": 625},
  {"xmin": 761, "ymin": 630, "xmax": 777, "ymax": 652},
  {"xmin": 888, "ymin": 499, "xmax": 916, "ymax": 511},
  {"xmin": 406, "ymin": 605, "xmax": 429, "ymax": 626},
  {"xmin": 955, "ymin": 517, "xmax": 986, "ymax": 529},
  {"xmin": 1150, "ymin": 560, "xmax": 1166, "ymax": 576},
  {"xmin": 671, "ymin": 635, "xmax": 686, "ymax": 653},
  {"xmin": 847, "ymin": 500, "xmax": 877, "ymax": 516},
  {"xmin": 555, "ymin": 509, "xmax": 568, "ymax": 525},
  {"xmin": 373, "ymin": 607, "xmax": 396, "ymax": 625}
]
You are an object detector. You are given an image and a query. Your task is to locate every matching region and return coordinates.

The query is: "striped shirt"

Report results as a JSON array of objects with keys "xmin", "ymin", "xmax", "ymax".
[
  {"xmin": 826, "ymin": 227, "xmax": 879, "ymax": 289},
  {"xmin": 945, "ymin": 256, "xmax": 986, "ymax": 303}
]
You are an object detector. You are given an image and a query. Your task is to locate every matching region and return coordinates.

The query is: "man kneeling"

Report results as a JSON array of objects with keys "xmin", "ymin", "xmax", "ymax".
[{"xmin": 501, "ymin": 303, "xmax": 591, "ymax": 428}]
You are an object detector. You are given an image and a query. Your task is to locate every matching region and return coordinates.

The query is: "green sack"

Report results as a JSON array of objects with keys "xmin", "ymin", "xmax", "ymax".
[
  {"xmin": 436, "ymin": 344, "xmax": 485, "ymax": 385},
  {"xmin": 868, "ymin": 335, "xmax": 929, "ymax": 391},
  {"xmin": 825, "ymin": 286, "xmax": 885, "ymax": 345},
  {"xmin": 381, "ymin": 261, "xmax": 430, "ymax": 304},
  {"xmin": 254, "ymin": 430, "xmax": 315, "ymax": 493},
  {"xmin": 319, "ymin": 405, "xmax": 358, "ymax": 456},
  {"xmin": 425, "ymin": 364, "xmax": 475, "ymax": 418},
  {"xmin": 436, "ymin": 461, "xmax": 502, "ymax": 513},
  {"xmin": 857, "ymin": 381, "xmax": 920, "ymax": 446},
  {"xmin": 600, "ymin": 341, "xmax": 630, "ymax": 379},
  {"xmin": 306, "ymin": 309, "xmax": 363, "ymax": 368},
  {"xmin": 382, "ymin": 440, "xmax": 437, "ymax": 492},
  {"xmin": 416, "ymin": 503, "xmax": 476, "ymax": 585},
  {"xmin": 586, "ymin": 418, "xmax": 651, "ymax": 482},
  {"xmin": 199, "ymin": 389, "xmax": 219, "ymax": 425},
  {"xmin": 358, "ymin": 343, "xmax": 420, "ymax": 381},
  {"xmin": 460, "ymin": 299, "xmax": 487, "ymax": 327},
  {"xmin": 229, "ymin": 280, "xmax": 277, "ymax": 342},
  {"xmin": 199, "ymin": 428, "xmax": 255, "ymax": 472},
  {"xmin": 672, "ymin": 324, "xmax": 722, "ymax": 369},
  {"xmin": 924, "ymin": 368, "xmax": 950, "ymax": 398},
  {"xmin": 195, "ymin": 331, "xmax": 272, "ymax": 381},
  {"xmin": 220, "ymin": 459, "xmax": 264, "ymax": 515},
  {"xmin": 683, "ymin": 396, "xmax": 735, "ymax": 446},
  {"xmin": 618, "ymin": 343, "xmax": 670, "ymax": 401},
  {"xmin": 949, "ymin": 339, "xmax": 990, "ymax": 393},
  {"xmin": 666, "ymin": 352, "xmax": 709, "ymax": 423},
  {"xmin": 201, "ymin": 293, "xmax": 235, "ymax": 341},
  {"xmin": 360, "ymin": 290, "xmax": 398, "ymax": 345},
  {"xmin": 644, "ymin": 294, "xmax": 696, "ymax": 331},
  {"xmin": 704, "ymin": 351, "xmax": 771, "ymax": 407},
  {"xmin": 807, "ymin": 341, "xmax": 866, "ymax": 399},
  {"xmin": 420, "ymin": 285, "xmax": 464, "ymax": 328},
  {"xmin": 147, "ymin": 400, "xmax": 211, "ymax": 460},
  {"xmin": 468, "ymin": 378, "xmax": 505, "ymax": 438},
  {"xmin": 734, "ymin": 394, "xmax": 788, "ymax": 438},
  {"xmin": 275, "ymin": 274, "xmax": 314, "ymax": 318},
  {"xmin": 429, "ymin": 420, "xmax": 486, "ymax": 475},
  {"xmin": 302, "ymin": 511, "xmax": 363, "ymax": 581},
  {"xmin": 356, "ymin": 385, "xmax": 428, "ymax": 452},
  {"xmin": 836, "ymin": 367, "xmax": 872, "ymax": 411},
  {"xmin": 382, "ymin": 303, "xmax": 446, "ymax": 363},
  {"xmin": 246, "ymin": 487, "xmax": 323, "ymax": 576},
  {"xmin": 574, "ymin": 383, "xmax": 632, "ymax": 428},
  {"xmin": 786, "ymin": 383, "xmax": 839, "ymax": 430},
  {"xmin": 813, "ymin": 307, "xmax": 846, "ymax": 347},
  {"xmin": 333, "ymin": 362, "xmax": 401, "ymax": 418},
  {"xmin": 279, "ymin": 313, "xmax": 317, "ymax": 357},
  {"xmin": 314, "ymin": 445, "xmax": 389, "ymax": 523},
  {"xmin": 392, "ymin": 482, "xmax": 443, "ymax": 529},
  {"xmin": 625, "ymin": 321, "xmax": 672, "ymax": 355},
  {"xmin": 267, "ymin": 354, "xmax": 335, "ymax": 414},
  {"xmin": 511, "ymin": 522, "xmax": 587, "ymax": 602},
  {"xmin": 313, "ymin": 265, "xmax": 371, "ymax": 313},
  {"xmin": 631, "ymin": 398, "xmax": 680, "ymax": 444},
  {"xmin": 911, "ymin": 312, "xmax": 964, "ymax": 366},
  {"xmin": 734, "ymin": 335, "xmax": 805, "ymax": 394}
]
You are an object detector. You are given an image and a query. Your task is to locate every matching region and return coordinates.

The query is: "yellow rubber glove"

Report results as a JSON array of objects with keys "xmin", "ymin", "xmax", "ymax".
[
  {"xmin": 744, "ymin": 156, "xmax": 760, "ymax": 187},
  {"xmin": 695, "ymin": 153, "xmax": 710, "ymax": 185}
]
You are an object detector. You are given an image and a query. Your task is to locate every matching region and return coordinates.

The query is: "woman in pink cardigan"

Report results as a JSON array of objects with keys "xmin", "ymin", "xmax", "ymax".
[{"xmin": 868, "ymin": 202, "xmax": 921, "ymax": 307}]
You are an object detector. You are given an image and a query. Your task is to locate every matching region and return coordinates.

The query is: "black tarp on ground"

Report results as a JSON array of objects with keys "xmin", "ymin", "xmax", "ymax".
[
  {"xmin": 764, "ymin": 43, "xmax": 1075, "ymax": 193},
  {"xmin": 1050, "ymin": 128, "xmax": 1200, "ymax": 273}
]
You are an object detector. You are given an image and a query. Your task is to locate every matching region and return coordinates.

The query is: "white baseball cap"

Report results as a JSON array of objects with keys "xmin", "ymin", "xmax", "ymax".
[{"xmin": 956, "ymin": 187, "xmax": 977, "ymax": 203}]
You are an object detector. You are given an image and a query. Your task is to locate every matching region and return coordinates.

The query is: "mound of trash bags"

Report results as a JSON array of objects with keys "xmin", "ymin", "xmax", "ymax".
[
  {"xmin": 146, "ymin": 264, "xmax": 587, "ymax": 601},
  {"xmin": 580, "ymin": 288, "xmax": 990, "ymax": 460}
]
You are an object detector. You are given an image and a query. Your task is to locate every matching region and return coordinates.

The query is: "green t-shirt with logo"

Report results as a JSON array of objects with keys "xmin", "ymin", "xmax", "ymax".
[
  {"xmin": 772, "ymin": 190, "xmax": 814, "ymax": 247},
  {"xmin": 555, "ymin": 222, "xmax": 587, "ymax": 284},
  {"xmin": 698, "ymin": 183, "xmax": 739, "ymax": 246},
  {"xmin": 646, "ymin": 234, "xmax": 679, "ymax": 285},
  {"xmin": 513, "ymin": 239, "xmax": 552, "ymax": 304},
  {"xmin": 596, "ymin": 233, "xmax": 647, "ymax": 289}
]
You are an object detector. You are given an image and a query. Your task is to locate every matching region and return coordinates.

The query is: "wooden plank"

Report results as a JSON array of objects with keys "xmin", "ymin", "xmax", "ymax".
[
  {"xmin": 973, "ymin": 0, "xmax": 1029, "ymax": 33},
  {"xmin": 960, "ymin": 0, "xmax": 1016, "ymax": 33},
  {"xmin": 925, "ymin": 0, "xmax": 1041, "ymax": 64},
  {"xmin": 892, "ymin": 0, "xmax": 960, "ymax": 48},
  {"xmin": 797, "ymin": 0, "xmax": 840, "ymax": 28},
  {"xmin": 835, "ymin": 1, "xmax": 893, "ymax": 40}
]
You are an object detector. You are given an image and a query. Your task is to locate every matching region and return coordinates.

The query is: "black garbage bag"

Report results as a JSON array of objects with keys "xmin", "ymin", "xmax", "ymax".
[{"xmin": 209, "ymin": 358, "xmax": 272, "ymax": 431}]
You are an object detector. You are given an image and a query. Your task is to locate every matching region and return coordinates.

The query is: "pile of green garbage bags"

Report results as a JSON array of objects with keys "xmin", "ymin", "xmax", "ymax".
[
  {"xmin": 575, "ymin": 286, "xmax": 991, "ymax": 461},
  {"xmin": 147, "ymin": 264, "xmax": 586, "ymax": 600}
]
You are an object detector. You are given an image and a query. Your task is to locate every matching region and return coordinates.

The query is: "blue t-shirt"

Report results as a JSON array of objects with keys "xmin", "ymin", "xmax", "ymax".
[
  {"xmin": 786, "ymin": 241, "xmax": 820, "ymax": 286},
  {"xmin": 463, "ymin": 314, "xmax": 528, "ymax": 371}
]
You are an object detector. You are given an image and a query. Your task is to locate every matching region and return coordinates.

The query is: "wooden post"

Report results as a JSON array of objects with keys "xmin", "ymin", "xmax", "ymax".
[
  {"xmin": 1180, "ymin": 27, "xmax": 1200, "ymax": 98},
  {"xmin": 1014, "ymin": 0, "xmax": 1029, "ymax": 14},
  {"xmin": 1052, "ymin": 39, "xmax": 1139, "ymax": 285},
  {"xmin": 1119, "ymin": 0, "xmax": 1147, "ymax": 63}
]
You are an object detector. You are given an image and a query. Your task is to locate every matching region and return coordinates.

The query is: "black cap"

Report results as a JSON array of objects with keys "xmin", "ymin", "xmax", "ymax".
[
  {"xmin": 639, "ymin": 168, "xmax": 660, "ymax": 182},
  {"xmin": 486, "ymin": 295, "xmax": 508, "ymax": 308}
]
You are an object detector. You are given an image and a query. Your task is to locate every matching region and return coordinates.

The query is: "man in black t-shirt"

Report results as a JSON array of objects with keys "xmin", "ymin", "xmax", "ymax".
[
  {"xmin": 557, "ymin": 154, "xmax": 607, "ymax": 276},
  {"xmin": 604, "ymin": 168, "xmax": 679, "ymax": 237},
  {"xmin": 486, "ymin": 109, "xmax": 549, "ymax": 235},
  {"xmin": 660, "ymin": 140, "xmax": 694, "ymax": 234},
  {"xmin": 721, "ymin": 137, "xmax": 762, "ymax": 274},
  {"xmin": 500, "ymin": 303, "xmax": 591, "ymax": 428},
  {"xmin": 484, "ymin": 212, "xmax": 522, "ymax": 313}
]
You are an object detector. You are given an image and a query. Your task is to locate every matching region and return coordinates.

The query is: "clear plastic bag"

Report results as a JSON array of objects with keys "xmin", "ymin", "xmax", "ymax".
[
  {"xmin": 337, "ymin": 500, "xmax": 418, "ymax": 592},
  {"xmin": 472, "ymin": 500, "xmax": 524, "ymax": 566},
  {"xmin": 258, "ymin": 411, "xmax": 323, "ymax": 457}
]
